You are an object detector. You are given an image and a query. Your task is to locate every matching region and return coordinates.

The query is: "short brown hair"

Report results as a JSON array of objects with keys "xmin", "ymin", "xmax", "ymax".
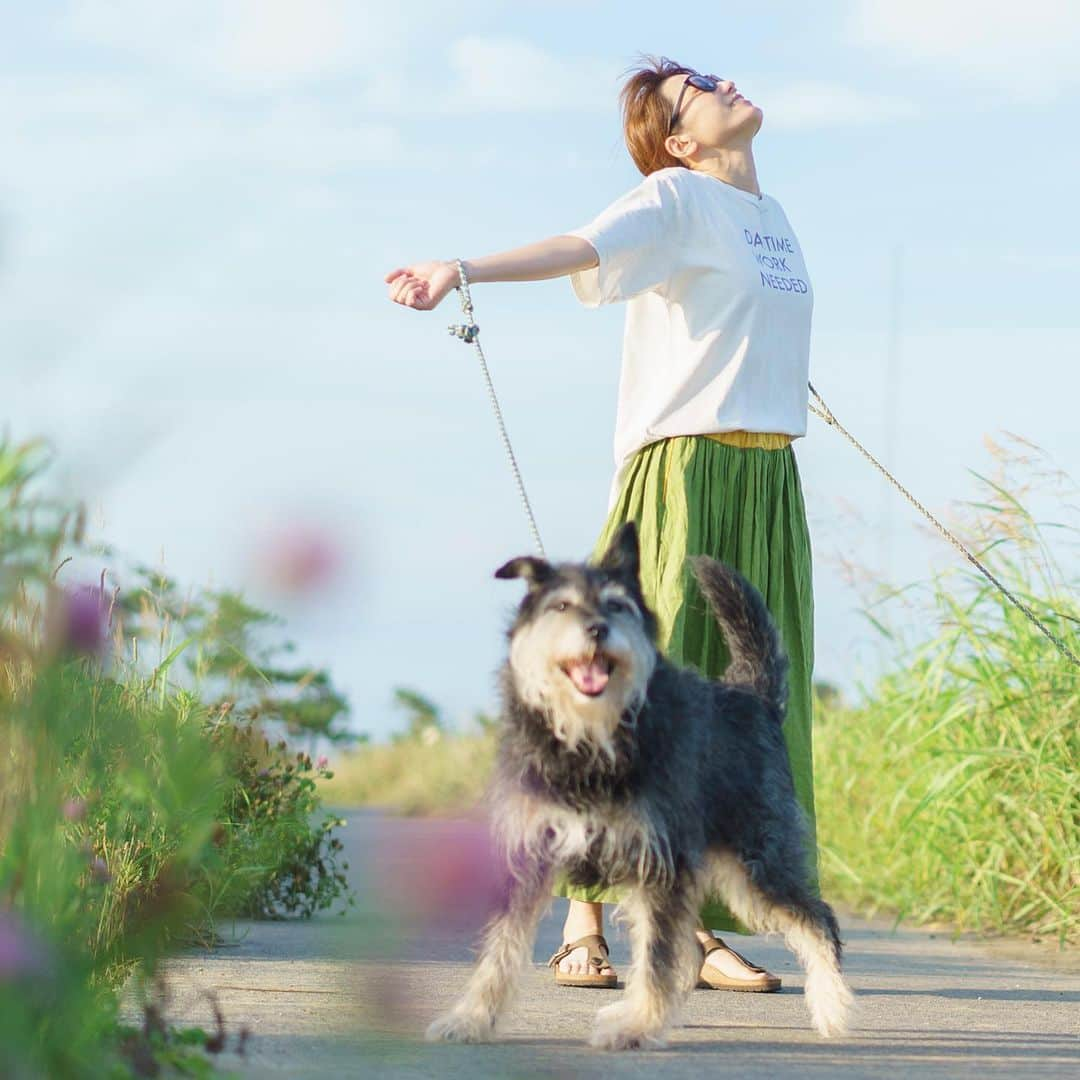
[{"xmin": 618, "ymin": 53, "xmax": 695, "ymax": 177}]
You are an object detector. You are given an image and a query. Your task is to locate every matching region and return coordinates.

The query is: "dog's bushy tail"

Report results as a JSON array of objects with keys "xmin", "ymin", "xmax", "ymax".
[{"xmin": 688, "ymin": 556, "xmax": 790, "ymax": 718}]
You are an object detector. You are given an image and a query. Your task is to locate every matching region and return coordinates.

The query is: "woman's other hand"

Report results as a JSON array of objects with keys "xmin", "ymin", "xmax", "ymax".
[
  {"xmin": 385, "ymin": 238, "xmax": 598, "ymax": 304},
  {"xmin": 384, "ymin": 260, "xmax": 460, "ymax": 311}
]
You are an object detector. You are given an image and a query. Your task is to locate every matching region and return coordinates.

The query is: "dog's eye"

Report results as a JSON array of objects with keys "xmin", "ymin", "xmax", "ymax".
[
  {"xmin": 553, "ymin": 601, "xmax": 570, "ymax": 613},
  {"xmin": 603, "ymin": 598, "xmax": 627, "ymax": 614}
]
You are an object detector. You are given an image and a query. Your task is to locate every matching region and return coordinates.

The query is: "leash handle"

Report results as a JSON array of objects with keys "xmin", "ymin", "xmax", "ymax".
[
  {"xmin": 807, "ymin": 381, "xmax": 1080, "ymax": 670},
  {"xmin": 448, "ymin": 258, "xmax": 546, "ymax": 558}
]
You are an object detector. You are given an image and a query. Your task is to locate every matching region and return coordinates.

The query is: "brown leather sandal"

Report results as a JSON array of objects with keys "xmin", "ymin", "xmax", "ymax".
[
  {"xmin": 697, "ymin": 936, "xmax": 782, "ymax": 992},
  {"xmin": 547, "ymin": 933, "xmax": 618, "ymax": 988}
]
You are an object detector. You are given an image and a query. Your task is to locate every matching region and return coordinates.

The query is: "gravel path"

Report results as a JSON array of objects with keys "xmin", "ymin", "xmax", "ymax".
[{"xmin": 126, "ymin": 810, "xmax": 1080, "ymax": 1078}]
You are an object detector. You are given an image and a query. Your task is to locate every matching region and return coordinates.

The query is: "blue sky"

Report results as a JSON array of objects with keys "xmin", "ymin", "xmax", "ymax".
[{"xmin": 3, "ymin": 2, "xmax": 1079, "ymax": 739}]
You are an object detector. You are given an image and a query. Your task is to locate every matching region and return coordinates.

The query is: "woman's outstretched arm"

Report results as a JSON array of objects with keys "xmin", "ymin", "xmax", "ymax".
[{"xmin": 384, "ymin": 235, "xmax": 598, "ymax": 312}]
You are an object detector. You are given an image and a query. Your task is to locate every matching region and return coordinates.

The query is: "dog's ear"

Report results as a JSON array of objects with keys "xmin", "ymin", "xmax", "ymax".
[
  {"xmin": 598, "ymin": 521, "xmax": 640, "ymax": 581},
  {"xmin": 494, "ymin": 556, "xmax": 553, "ymax": 589}
]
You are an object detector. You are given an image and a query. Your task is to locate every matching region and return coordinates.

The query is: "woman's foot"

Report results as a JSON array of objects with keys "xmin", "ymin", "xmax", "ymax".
[
  {"xmin": 553, "ymin": 906, "xmax": 779, "ymax": 991},
  {"xmin": 695, "ymin": 931, "xmax": 782, "ymax": 992},
  {"xmin": 555, "ymin": 901, "xmax": 617, "ymax": 980}
]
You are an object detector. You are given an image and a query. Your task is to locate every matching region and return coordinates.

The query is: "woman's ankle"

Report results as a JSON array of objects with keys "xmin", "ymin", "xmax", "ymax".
[{"xmin": 561, "ymin": 899, "xmax": 604, "ymax": 941}]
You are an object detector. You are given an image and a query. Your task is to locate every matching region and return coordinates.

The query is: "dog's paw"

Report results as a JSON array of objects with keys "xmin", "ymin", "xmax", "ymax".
[
  {"xmin": 425, "ymin": 1007, "xmax": 496, "ymax": 1044},
  {"xmin": 589, "ymin": 1002, "xmax": 667, "ymax": 1052},
  {"xmin": 589, "ymin": 1024, "xmax": 667, "ymax": 1052}
]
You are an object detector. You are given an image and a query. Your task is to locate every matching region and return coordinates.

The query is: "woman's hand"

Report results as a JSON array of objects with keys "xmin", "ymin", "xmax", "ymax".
[{"xmin": 384, "ymin": 260, "xmax": 460, "ymax": 311}]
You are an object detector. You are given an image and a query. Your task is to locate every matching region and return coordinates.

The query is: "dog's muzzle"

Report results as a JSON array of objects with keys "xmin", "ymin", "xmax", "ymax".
[{"xmin": 560, "ymin": 652, "xmax": 614, "ymax": 697}]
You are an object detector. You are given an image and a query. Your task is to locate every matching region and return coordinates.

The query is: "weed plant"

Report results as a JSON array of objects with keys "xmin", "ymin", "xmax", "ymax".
[{"xmin": 0, "ymin": 438, "xmax": 357, "ymax": 1076}]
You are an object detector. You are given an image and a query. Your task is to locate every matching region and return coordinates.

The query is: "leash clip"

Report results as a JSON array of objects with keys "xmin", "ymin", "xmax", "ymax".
[
  {"xmin": 449, "ymin": 262, "xmax": 480, "ymax": 343},
  {"xmin": 448, "ymin": 321, "xmax": 480, "ymax": 344}
]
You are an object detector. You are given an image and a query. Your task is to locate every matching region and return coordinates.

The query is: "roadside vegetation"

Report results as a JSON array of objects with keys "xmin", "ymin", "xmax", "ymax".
[
  {"xmin": 1, "ymin": 438, "xmax": 358, "ymax": 1077},
  {"xmin": 325, "ymin": 435, "xmax": 1079, "ymax": 945},
  {"xmin": 320, "ymin": 689, "xmax": 496, "ymax": 816}
]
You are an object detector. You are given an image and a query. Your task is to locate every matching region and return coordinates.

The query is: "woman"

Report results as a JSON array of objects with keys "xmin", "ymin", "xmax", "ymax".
[{"xmin": 384, "ymin": 54, "xmax": 818, "ymax": 994}]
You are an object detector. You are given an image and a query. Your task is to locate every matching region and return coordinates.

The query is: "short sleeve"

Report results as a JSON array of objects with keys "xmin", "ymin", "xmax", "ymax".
[{"xmin": 565, "ymin": 169, "xmax": 686, "ymax": 308}]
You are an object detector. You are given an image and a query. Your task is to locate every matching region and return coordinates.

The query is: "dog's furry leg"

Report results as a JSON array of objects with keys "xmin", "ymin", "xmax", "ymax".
[
  {"xmin": 426, "ymin": 854, "xmax": 553, "ymax": 1044},
  {"xmin": 707, "ymin": 851, "xmax": 854, "ymax": 1038},
  {"xmin": 590, "ymin": 876, "xmax": 701, "ymax": 1051}
]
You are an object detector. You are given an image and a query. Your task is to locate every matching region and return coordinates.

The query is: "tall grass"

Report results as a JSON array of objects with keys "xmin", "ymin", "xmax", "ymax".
[{"xmin": 814, "ymin": 434, "xmax": 1079, "ymax": 943}]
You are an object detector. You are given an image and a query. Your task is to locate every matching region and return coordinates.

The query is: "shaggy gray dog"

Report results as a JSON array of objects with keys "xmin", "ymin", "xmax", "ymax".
[{"xmin": 426, "ymin": 521, "xmax": 853, "ymax": 1050}]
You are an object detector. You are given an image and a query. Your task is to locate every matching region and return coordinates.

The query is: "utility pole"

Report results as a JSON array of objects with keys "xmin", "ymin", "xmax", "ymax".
[{"xmin": 882, "ymin": 244, "xmax": 903, "ymax": 584}]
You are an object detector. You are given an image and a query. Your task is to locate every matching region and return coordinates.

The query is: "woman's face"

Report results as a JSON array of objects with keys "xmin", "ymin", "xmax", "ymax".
[{"xmin": 661, "ymin": 72, "xmax": 762, "ymax": 155}]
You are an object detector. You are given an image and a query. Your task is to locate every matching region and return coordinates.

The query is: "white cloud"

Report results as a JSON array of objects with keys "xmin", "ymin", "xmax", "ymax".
[
  {"xmin": 0, "ymin": 77, "xmax": 405, "ymax": 200},
  {"xmin": 445, "ymin": 35, "xmax": 617, "ymax": 112},
  {"xmin": 848, "ymin": 0, "xmax": 1080, "ymax": 102},
  {"xmin": 60, "ymin": 4, "xmax": 619, "ymax": 115},
  {"xmin": 360, "ymin": 34, "xmax": 620, "ymax": 114},
  {"xmin": 61, "ymin": 0, "xmax": 415, "ymax": 91},
  {"xmin": 763, "ymin": 80, "xmax": 919, "ymax": 130}
]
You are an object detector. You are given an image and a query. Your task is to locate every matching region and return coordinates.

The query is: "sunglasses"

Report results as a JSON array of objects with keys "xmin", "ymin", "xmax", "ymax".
[{"xmin": 668, "ymin": 72, "xmax": 721, "ymax": 134}]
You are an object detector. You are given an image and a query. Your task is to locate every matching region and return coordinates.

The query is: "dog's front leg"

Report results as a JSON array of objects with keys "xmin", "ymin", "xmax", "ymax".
[
  {"xmin": 590, "ymin": 878, "xmax": 699, "ymax": 1051},
  {"xmin": 426, "ymin": 853, "xmax": 553, "ymax": 1044}
]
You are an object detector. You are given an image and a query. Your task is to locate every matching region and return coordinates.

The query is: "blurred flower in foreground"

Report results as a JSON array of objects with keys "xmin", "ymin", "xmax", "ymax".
[
  {"xmin": 0, "ymin": 910, "xmax": 50, "ymax": 982},
  {"xmin": 46, "ymin": 583, "xmax": 108, "ymax": 657},
  {"xmin": 255, "ymin": 521, "xmax": 345, "ymax": 595},
  {"xmin": 88, "ymin": 856, "xmax": 112, "ymax": 885},
  {"xmin": 373, "ymin": 817, "xmax": 508, "ymax": 936}
]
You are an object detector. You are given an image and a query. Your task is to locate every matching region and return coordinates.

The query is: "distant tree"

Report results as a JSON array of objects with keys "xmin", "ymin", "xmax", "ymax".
[
  {"xmin": 812, "ymin": 679, "xmax": 845, "ymax": 710},
  {"xmin": 391, "ymin": 687, "xmax": 443, "ymax": 742},
  {"xmin": 473, "ymin": 709, "xmax": 499, "ymax": 734}
]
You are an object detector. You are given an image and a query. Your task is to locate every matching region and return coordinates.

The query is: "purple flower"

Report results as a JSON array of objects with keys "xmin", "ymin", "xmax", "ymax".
[
  {"xmin": 317, "ymin": 755, "xmax": 328, "ymax": 770},
  {"xmin": 62, "ymin": 798, "xmax": 87, "ymax": 822},
  {"xmin": 88, "ymin": 856, "xmax": 111, "ymax": 884},
  {"xmin": 374, "ymin": 817, "xmax": 507, "ymax": 935},
  {"xmin": 54, "ymin": 584, "xmax": 108, "ymax": 656},
  {"xmin": 0, "ymin": 910, "xmax": 49, "ymax": 982},
  {"xmin": 258, "ymin": 524, "xmax": 343, "ymax": 594}
]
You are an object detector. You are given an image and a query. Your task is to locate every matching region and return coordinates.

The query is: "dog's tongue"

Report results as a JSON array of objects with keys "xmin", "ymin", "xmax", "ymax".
[{"xmin": 567, "ymin": 658, "xmax": 610, "ymax": 696}]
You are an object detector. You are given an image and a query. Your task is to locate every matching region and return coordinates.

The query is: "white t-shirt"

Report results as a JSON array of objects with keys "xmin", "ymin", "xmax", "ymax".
[{"xmin": 565, "ymin": 165, "xmax": 813, "ymax": 509}]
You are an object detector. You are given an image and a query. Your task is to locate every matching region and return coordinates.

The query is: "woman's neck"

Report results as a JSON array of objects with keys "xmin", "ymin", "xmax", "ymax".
[{"xmin": 688, "ymin": 148, "xmax": 761, "ymax": 198}]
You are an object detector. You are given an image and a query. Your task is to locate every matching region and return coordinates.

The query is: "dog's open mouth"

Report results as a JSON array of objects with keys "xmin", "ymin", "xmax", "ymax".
[{"xmin": 561, "ymin": 654, "xmax": 614, "ymax": 697}]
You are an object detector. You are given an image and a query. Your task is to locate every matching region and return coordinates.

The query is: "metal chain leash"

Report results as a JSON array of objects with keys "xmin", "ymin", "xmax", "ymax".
[
  {"xmin": 807, "ymin": 382, "xmax": 1080, "ymax": 669},
  {"xmin": 448, "ymin": 258, "xmax": 546, "ymax": 558},
  {"xmin": 445, "ymin": 257, "xmax": 1079, "ymax": 669}
]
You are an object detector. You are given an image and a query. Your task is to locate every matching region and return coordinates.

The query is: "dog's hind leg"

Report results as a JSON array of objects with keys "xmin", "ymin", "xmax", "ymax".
[
  {"xmin": 590, "ymin": 876, "xmax": 702, "ymax": 1051},
  {"xmin": 706, "ymin": 851, "xmax": 854, "ymax": 1038},
  {"xmin": 426, "ymin": 854, "xmax": 553, "ymax": 1044}
]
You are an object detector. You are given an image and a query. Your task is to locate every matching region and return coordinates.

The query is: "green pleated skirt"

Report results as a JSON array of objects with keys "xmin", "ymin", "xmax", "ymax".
[{"xmin": 551, "ymin": 434, "xmax": 819, "ymax": 932}]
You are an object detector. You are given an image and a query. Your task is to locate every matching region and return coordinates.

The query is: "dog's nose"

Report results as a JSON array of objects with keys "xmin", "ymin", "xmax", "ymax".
[{"xmin": 586, "ymin": 621, "xmax": 609, "ymax": 643}]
